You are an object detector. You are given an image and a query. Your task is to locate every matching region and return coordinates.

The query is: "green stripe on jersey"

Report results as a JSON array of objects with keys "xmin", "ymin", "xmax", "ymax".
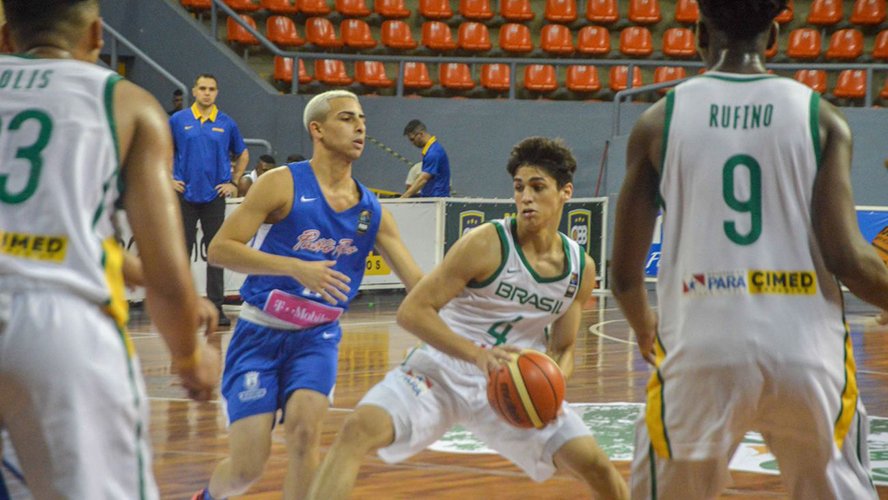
[
  {"xmin": 809, "ymin": 92, "xmax": 822, "ymax": 170},
  {"xmin": 468, "ymin": 221, "xmax": 509, "ymax": 288}
]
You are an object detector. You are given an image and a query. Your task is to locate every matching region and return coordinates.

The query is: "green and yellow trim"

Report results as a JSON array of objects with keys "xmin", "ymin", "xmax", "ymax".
[
  {"xmin": 833, "ymin": 326, "xmax": 859, "ymax": 449},
  {"xmin": 645, "ymin": 336, "xmax": 672, "ymax": 458}
]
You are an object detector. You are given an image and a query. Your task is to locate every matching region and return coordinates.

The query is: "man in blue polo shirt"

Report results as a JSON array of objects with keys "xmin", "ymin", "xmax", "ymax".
[
  {"xmin": 170, "ymin": 73, "xmax": 249, "ymax": 326},
  {"xmin": 401, "ymin": 119, "xmax": 451, "ymax": 198}
]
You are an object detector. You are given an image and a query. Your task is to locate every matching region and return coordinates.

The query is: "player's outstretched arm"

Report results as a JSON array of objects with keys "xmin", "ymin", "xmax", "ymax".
[
  {"xmin": 396, "ymin": 223, "xmax": 516, "ymax": 373},
  {"xmin": 116, "ymin": 80, "xmax": 220, "ymax": 400},
  {"xmin": 548, "ymin": 255, "xmax": 597, "ymax": 379},
  {"xmin": 375, "ymin": 207, "xmax": 423, "ymax": 292},
  {"xmin": 812, "ymin": 100, "xmax": 888, "ymax": 312}
]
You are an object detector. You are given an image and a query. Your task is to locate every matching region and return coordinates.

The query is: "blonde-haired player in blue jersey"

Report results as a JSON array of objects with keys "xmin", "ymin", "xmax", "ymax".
[
  {"xmin": 612, "ymin": 0, "xmax": 888, "ymax": 498},
  {"xmin": 0, "ymin": 1, "xmax": 221, "ymax": 498},
  {"xmin": 308, "ymin": 137, "xmax": 628, "ymax": 500}
]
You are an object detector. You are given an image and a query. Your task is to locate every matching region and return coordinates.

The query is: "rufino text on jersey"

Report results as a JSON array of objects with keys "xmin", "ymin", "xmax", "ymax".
[
  {"xmin": 709, "ymin": 103, "xmax": 773, "ymax": 130},
  {"xmin": 494, "ymin": 281, "xmax": 564, "ymax": 314}
]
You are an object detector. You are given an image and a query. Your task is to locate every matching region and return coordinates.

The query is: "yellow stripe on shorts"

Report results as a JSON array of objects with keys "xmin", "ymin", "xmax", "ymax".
[
  {"xmin": 834, "ymin": 327, "xmax": 859, "ymax": 449},
  {"xmin": 645, "ymin": 337, "xmax": 671, "ymax": 458},
  {"xmin": 507, "ymin": 356, "xmax": 544, "ymax": 429},
  {"xmin": 101, "ymin": 237, "xmax": 133, "ymax": 356}
]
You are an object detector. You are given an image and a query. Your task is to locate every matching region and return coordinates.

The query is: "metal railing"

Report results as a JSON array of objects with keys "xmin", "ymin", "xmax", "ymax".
[{"xmin": 103, "ymin": 22, "xmax": 188, "ymax": 97}]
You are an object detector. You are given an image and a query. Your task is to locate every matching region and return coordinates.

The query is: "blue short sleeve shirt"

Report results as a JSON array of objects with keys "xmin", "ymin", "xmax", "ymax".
[{"xmin": 420, "ymin": 136, "xmax": 451, "ymax": 198}]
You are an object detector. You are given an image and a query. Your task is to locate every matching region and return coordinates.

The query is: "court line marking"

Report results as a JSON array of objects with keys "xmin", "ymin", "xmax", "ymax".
[
  {"xmin": 859, "ymin": 370, "xmax": 888, "ymax": 377},
  {"xmin": 587, "ymin": 319, "xmax": 636, "ymax": 345}
]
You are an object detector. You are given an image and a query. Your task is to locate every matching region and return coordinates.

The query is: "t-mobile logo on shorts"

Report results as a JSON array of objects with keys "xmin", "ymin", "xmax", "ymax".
[{"xmin": 238, "ymin": 371, "xmax": 268, "ymax": 402}]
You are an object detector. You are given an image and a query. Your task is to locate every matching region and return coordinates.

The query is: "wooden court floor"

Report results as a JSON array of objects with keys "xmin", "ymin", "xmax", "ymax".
[{"xmin": 130, "ymin": 290, "xmax": 888, "ymax": 499}]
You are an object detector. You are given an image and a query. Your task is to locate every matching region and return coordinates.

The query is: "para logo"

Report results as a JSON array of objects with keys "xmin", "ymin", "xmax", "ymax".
[
  {"xmin": 567, "ymin": 209, "xmax": 591, "ymax": 252},
  {"xmin": 459, "ymin": 210, "xmax": 485, "ymax": 237}
]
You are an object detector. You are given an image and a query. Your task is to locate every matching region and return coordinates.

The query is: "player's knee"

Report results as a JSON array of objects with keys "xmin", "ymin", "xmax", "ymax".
[
  {"xmin": 336, "ymin": 411, "xmax": 391, "ymax": 453},
  {"xmin": 284, "ymin": 415, "xmax": 323, "ymax": 457}
]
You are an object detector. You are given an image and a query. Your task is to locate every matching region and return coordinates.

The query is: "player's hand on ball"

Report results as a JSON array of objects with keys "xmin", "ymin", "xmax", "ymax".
[{"xmin": 474, "ymin": 345, "xmax": 521, "ymax": 375}]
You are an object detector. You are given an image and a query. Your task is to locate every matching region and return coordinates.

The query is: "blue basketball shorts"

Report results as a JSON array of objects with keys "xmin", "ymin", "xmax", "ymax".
[{"xmin": 221, "ymin": 319, "xmax": 342, "ymax": 424}]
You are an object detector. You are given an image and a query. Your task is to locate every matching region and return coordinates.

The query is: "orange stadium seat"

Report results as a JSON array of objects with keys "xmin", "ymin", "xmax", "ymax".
[
  {"xmin": 480, "ymin": 64, "xmax": 512, "ymax": 92},
  {"xmin": 403, "ymin": 62, "xmax": 434, "ymax": 89},
  {"xmin": 274, "ymin": 56, "xmax": 312, "ymax": 84},
  {"xmin": 305, "ymin": 17, "xmax": 344, "ymax": 48},
  {"xmin": 381, "ymin": 20, "xmax": 419, "ymax": 50},
  {"xmin": 807, "ymin": 0, "xmax": 843, "ymax": 26},
  {"xmin": 874, "ymin": 30, "xmax": 888, "ymax": 60},
  {"xmin": 375, "ymin": 0, "xmax": 411, "ymax": 18},
  {"xmin": 540, "ymin": 24, "xmax": 574, "ymax": 55},
  {"xmin": 266, "ymin": 16, "xmax": 305, "ymax": 48},
  {"xmin": 609, "ymin": 65, "xmax": 643, "ymax": 91},
  {"xmin": 341, "ymin": 19, "xmax": 377, "ymax": 49},
  {"xmin": 654, "ymin": 65, "xmax": 686, "ymax": 94},
  {"xmin": 576, "ymin": 26, "xmax": 610, "ymax": 56},
  {"xmin": 786, "ymin": 28, "xmax": 821, "ymax": 60},
  {"xmin": 523, "ymin": 64, "xmax": 558, "ymax": 93},
  {"xmin": 619, "ymin": 26, "xmax": 653, "ymax": 57},
  {"xmin": 355, "ymin": 61, "xmax": 395, "ymax": 87},
  {"xmin": 833, "ymin": 69, "xmax": 867, "ymax": 99},
  {"xmin": 422, "ymin": 21, "xmax": 457, "ymax": 51},
  {"xmin": 298, "ymin": 0, "xmax": 331, "ymax": 15},
  {"xmin": 663, "ymin": 27, "xmax": 695, "ymax": 58},
  {"xmin": 765, "ymin": 40, "xmax": 778, "ymax": 59},
  {"xmin": 585, "ymin": 0, "xmax": 618, "ymax": 23},
  {"xmin": 674, "ymin": 0, "xmax": 698, "ymax": 23},
  {"xmin": 458, "ymin": 22, "xmax": 492, "ymax": 52},
  {"xmin": 826, "ymin": 29, "xmax": 864, "ymax": 60},
  {"xmin": 500, "ymin": 23, "xmax": 533, "ymax": 53},
  {"xmin": 460, "ymin": 0, "xmax": 494, "ymax": 21},
  {"xmin": 261, "ymin": 0, "xmax": 299, "ymax": 14},
  {"xmin": 794, "ymin": 69, "xmax": 826, "ymax": 93},
  {"xmin": 775, "ymin": 0, "xmax": 794, "ymax": 23},
  {"xmin": 851, "ymin": 0, "xmax": 887, "ymax": 25},
  {"xmin": 628, "ymin": 0, "xmax": 660, "ymax": 24},
  {"xmin": 337, "ymin": 0, "xmax": 372, "ymax": 17},
  {"xmin": 439, "ymin": 63, "xmax": 475, "ymax": 90},
  {"xmin": 227, "ymin": 15, "xmax": 259, "ymax": 45},
  {"xmin": 544, "ymin": 0, "xmax": 577, "ymax": 23},
  {"xmin": 314, "ymin": 59, "xmax": 353, "ymax": 86},
  {"xmin": 501, "ymin": 0, "xmax": 535, "ymax": 22},
  {"xmin": 182, "ymin": 0, "xmax": 212, "ymax": 11},
  {"xmin": 420, "ymin": 0, "xmax": 453, "ymax": 19},
  {"xmin": 566, "ymin": 65, "xmax": 601, "ymax": 93},
  {"xmin": 225, "ymin": 0, "xmax": 261, "ymax": 12},
  {"xmin": 881, "ymin": 78, "xmax": 888, "ymax": 99}
]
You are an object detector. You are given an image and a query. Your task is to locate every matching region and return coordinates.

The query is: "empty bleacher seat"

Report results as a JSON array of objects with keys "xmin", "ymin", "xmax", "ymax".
[
  {"xmin": 274, "ymin": 56, "xmax": 312, "ymax": 84},
  {"xmin": 460, "ymin": 0, "xmax": 494, "ymax": 21},
  {"xmin": 315, "ymin": 59, "xmax": 353, "ymax": 85},
  {"xmin": 881, "ymin": 78, "xmax": 888, "ymax": 99},
  {"xmin": 620, "ymin": 26, "xmax": 653, "ymax": 57},
  {"xmin": 833, "ymin": 69, "xmax": 867, "ymax": 99},
  {"xmin": 225, "ymin": 0, "xmax": 261, "ymax": 12},
  {"xmin": 566, "ymin": 65, "xmax": 601, "ymax": 93},
  {"xmin": 786, "ymin": 28, "xmax": 821, "ymax": 60},
  {"xmin": 662, "ymin": 27, "xmax": 695, "ymax": 58},
  {"xmin": 355, "ymin": 61, "xmax": 395, "ymax": 87},
  {"xmin": 182, "ymin": 0, "xmax": 213, "ymax": 12},
  {"xmin": 654, "ymin": 66, "xmax": 686, "ymax": 94},
  {"xmin": 523, "ymin": 64, "xmax": 558, "ymax": 93},
  {"xmin": 501, "ymin": 0, "xmax": 535, "ymax": 22},
  {"xmin": 609, "ymin": 65, "xmax": 643, "ymax": 91},
  {"xmin": 403, "ymin": 62, "xmax": 434, "ymax": 89},
  {"xmin": 458, "ymin": 22, "xmax": 492, "ymax": 52},
  {"xmin": 336, "ymin": 0, "xmax": 372, "ymax": 17},
  {"xmin": 499, "ymin": 23, "xmax": 533, "ymax": 53},
  {"xmin": 299, "ymin": 0, "xmax": 331, "ymax": 15},
  {"xmin": 874, "ymin": 30, "xmax": 888, "ymax": 60},
  {"xmin": 267, "ymin": 16, "xmax": 305, "ymax": 48},
  {"xmin": 576, "ymin": 26, "xmax": 610, "ymax": 56},
  {"xmin": 227, "ymin": 15, "xmax": 259, "ymax": 45},
  {"xmin": 826, "ymin": 29, "xmax": 864, "ymax": 60},
  {"xmin": 674, "ymin": 0, "xmax": 698, "ymax": 23},
  {"xmin": 439, "ymin": 63, "xmax": 475, "ymax": 90},
  {"xmin": 794, "ymin": 69, "xmax": 826, "ymax": 93},
  {"xmin": 585, "ymin": 0, "xmax": 618, "ymax": 23},
  {"xmin": 420, "ymin": 0, "xmax": 453, "ymax": 19},
  {"xmin": 766, "ymin": 40, "xmax": 778, "ymax": 59},
  {"xmin": 381, "ymin": 20, "xmax": 418, "ymax": 50},
  {"xmin": 375, "ymin": 0, "xmax": 411, "ymax": 18},
  {"xmin": 775, "ymin": 0, "xmax": 794, "ymax": 23},
  {"xmin": 422, "ymin": 21, "xmax": 457, "ymax": 51},
  {"xmin": 341, "ymin": 19, "xmax": 377, "ymax": 49},
  {"xmin": 305, "ymin": 17, "xmax": 344, "ymax": 48},
  {"xmin": 261, "ymin": 0, "xmax": 299, "ymax": 14},
  {"xmin": 544, "ymin": 0, "xmax": 577, "ymax": 23},
  {"xmin": 480, "ymin": 64, "xmax": 511, "ymax": 91},
  {"xmin": 628, "ymin": 0, "xmax": 660, "ymax": 24},
  {"xmin": 540, "ymin": 24, "xmax": 574, "ymax": 55},
  {"xmin": 807, "ymin": 0, "xmax": 843, "ymax": 26},
  {"xmin": 851, "ymin": 0, "xmax": 886, "ymax": 25}
]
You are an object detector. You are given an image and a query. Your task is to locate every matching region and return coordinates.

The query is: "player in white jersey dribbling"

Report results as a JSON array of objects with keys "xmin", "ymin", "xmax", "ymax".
[
  {"xmin": 308, "ymin": 137, "xmax": 628, "ymax": 500},
  {"xmin": 611, "ymin": 1, "xmax": 888, "ymax": 498}
]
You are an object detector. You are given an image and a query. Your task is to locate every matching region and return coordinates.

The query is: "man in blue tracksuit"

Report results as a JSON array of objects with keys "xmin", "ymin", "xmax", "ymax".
[{"xmin": 401, "ymin": 119, "xmax": 451, "ymax": 198}]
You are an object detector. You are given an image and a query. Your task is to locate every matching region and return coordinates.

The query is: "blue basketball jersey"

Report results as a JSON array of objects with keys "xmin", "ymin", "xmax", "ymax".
[{"xmin": 240, "ymin": 161, "xmax": 381, "ymax": 311}]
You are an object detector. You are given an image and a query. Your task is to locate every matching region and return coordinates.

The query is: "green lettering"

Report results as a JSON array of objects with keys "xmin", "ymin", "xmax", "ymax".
[
  {"xmin": 763, "ymin": 104, "xmax": 773, "ymax": 126},
  {"xmin": 709, "ymin": 104, "xmax": 718, "ymax": 127}
]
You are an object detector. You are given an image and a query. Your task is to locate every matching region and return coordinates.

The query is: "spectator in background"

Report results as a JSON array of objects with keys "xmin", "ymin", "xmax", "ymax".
[
  {"xmin": 170, "ymin": 73, "xmax": 250, "ymax": 327},
  {"xmin": 238, "ymin": 154, "xmax": 277, "ymax": 196},
  {"xmin": 167, "ymin": 88, "xmax": 184, "ymax": 116},
  {"xmin": 401, "ymin": 119, "xmax": 451, "ymax": 198},
  {"xmin": 404, "ymin": 161, "xmax": 422, "ymax": 197},
  {"xmin": 287, "ymin": 153, "xmax": 307, "ymax": 163}
]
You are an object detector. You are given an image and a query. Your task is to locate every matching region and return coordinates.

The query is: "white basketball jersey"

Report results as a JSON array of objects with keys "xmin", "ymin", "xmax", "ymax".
[
  {"xmin": 438, "ymin": 218, "xmax": 586, "ymax": 352},
  {"xmin": 0, "ymin": 56, "xmax": 127, "ymax": 325},
  {"xmin": 657, "ymin": 72, "xmax": 845, "ymax": 366}
]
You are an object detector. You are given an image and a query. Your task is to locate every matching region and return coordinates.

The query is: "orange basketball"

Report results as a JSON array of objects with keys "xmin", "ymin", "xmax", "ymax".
[
  {"xmin": 486, "ymin": 350, "xmax": 565, "ymax": 429},
  {"xmin": 872, "ymin": 225, "xmax": 888, "ymax": 267}
]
